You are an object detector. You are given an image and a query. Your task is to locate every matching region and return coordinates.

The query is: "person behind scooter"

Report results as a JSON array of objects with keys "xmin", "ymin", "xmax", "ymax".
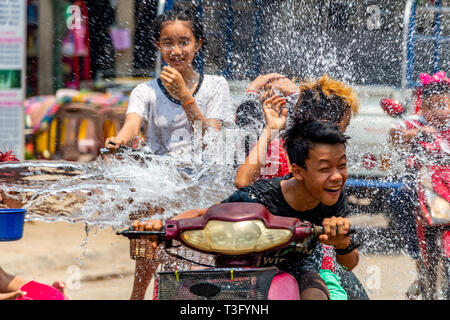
[
  {"xmin": 387, "ymin": 71, "xmax": 449, "ymax": 298},
  {"xmin": 134, "ymin": 120, "xmax": 359, "ymax": 300}
]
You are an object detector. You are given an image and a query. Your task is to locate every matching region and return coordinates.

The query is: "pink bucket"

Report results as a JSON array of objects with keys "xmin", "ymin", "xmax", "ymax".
[{"xmin": 16, "ymin": 281, "xmax": 66, "ymax": 300}]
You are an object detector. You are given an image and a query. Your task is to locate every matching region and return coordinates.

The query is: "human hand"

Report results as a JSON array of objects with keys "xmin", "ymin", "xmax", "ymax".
[
  {"xmin": 131, "ymin": 208, "xmax": 206, "ymax": 248},
  {"xmin": 319, "ymin": 217, "xmax": 351, "ymax": 250},
  {"xmin": 160, "ymin": 66, "xmax": 191, "ymax": 102},
  {"xmin": 0, "ymin": 290, "xmax": 26, "ymax": 300},
  {"xmin": 52, "ymin": 281, "xmax": 69, "ymax": 300},
  {"xmin": 105, "ymin": 136, "xmax": 124, "ymax": 150},
  {"xmin": 132, "ymin": 219, "xmax": 164, "ymax": 249},
  {"xmin": 261, "ymin": 77, "xmax": 298, "ymax": 99},
  {"xmin": 247, "ymin": 73, "xmax": 286, "ymax": 94},
  {"xmin": 263, "ymin": 94, "xmax": 288, "ymax": 130}
]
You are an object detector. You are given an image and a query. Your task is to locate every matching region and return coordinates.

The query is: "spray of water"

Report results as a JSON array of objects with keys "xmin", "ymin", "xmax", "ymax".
[{"xmin": 0, "ymin": 147, "xmax": 236, "ymax": 230}]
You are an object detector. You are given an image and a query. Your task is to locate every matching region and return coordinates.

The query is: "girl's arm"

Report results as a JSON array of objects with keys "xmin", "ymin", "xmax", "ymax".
[
  {"xmin": 160, "ymin": 67, "xmax": 221, "ymax": 133},
  {"xmin": 235, "ymin": 127, "xmax": 275, "ymax": 189},
  {"xmin": 234, "ymin": 95, "xmax": 287, "ymax": 189},
  {"xmin": 388, "ymin": 125, "xmax": 437, "ymax": 148},
  {"xmin": 105, "ymin": 113, "xmax": 143, "ymax": 149},
  {"xmin": 178, "ymin": 94, "xmax": 221, "ymax": 132},
  {"xmin": 388, "ymin": 127, "xmax": 418, "ymax": 147}
]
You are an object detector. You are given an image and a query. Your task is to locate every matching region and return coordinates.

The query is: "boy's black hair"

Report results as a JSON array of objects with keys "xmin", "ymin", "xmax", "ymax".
[
  {"xmin": 421, "ymin": 81, "xmax": 450, "ymax": 99},
  {"xmin": 281, "ymin": 120, "xmax": 350, "ymax": 169},
  {"xmin": 151, "ymin": 7, "xmax": 206, "ymax": 46}
]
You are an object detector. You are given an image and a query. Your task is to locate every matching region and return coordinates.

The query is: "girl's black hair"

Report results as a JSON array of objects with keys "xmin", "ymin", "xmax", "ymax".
[
  {"xmin": 281, "ymin": 120, "xmax": 350, "ymax": 169},
  {"xmin": 151, "ymin": 7, "xmax": 206, "ymax": 46},
  {"xmin": 421, "ymin": 81, "xmax": 450, "ymax": 99}
]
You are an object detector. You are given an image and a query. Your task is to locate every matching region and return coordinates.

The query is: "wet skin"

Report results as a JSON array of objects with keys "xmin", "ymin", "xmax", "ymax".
[{"xmin": 286, "ymin": 143, "xmax": 348, "ymax": 208}]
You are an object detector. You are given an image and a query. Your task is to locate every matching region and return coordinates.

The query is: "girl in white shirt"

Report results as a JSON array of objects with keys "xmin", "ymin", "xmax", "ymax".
[
  {"xmin": 105, "ymin": 9, "xmax": 233, "ymax": 156},
  {"xmin": 104, "ymin": 8, "xmax": 233, "ymax": 300}
]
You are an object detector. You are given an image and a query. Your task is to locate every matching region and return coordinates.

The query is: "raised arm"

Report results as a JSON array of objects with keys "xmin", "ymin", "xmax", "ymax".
[{"xmin": 235, "ymin": 95, "xmax": 288, "ymax": 188}]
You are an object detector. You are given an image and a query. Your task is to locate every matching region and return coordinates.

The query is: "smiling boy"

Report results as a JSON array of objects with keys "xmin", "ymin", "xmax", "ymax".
[{"xmin": 135, "ymin": 120, "xmax": 359, "ymax": 300}]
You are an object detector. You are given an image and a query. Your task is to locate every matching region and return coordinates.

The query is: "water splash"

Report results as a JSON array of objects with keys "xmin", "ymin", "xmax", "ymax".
[{"xmin": 0, "ymin": 148, "xmax": 236, "ymax": 230}]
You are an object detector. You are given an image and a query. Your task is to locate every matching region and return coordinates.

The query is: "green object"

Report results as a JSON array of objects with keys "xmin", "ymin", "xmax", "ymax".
[
  {"xmin": 319, "ymin": 269, "xmax": 348, "ymax": 300},
  {"xmin": 52, "ymin": 0, "xmax": 71, "ymax": 92},
  {"xmin": 0, "ymin": 70, "xmax": 21, "ymax": 89}
]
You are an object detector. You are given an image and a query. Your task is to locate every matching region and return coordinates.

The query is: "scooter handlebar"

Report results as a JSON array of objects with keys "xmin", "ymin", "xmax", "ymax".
[
  {"xmin": 116, "ymin": 225, "xmax": 358, "ymax": 240},
  {"xmin": 100, "ymin": 144, "xmax": 133, "ymax": 155},
  {"xmin": 312, "ymin": 225, "xmax": 357, "ymax": 238},
  {"xmin": 116, "ymin": 228, "xmax": 166, "ymax": 240}
]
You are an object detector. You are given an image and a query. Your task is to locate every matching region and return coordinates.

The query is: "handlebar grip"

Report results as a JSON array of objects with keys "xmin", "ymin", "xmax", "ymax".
[
  {"xmin": 100, "ymin": 145, "xmax": 133, "ymax": 155},
  {"xmin": 116, "ymin": 229, "xmax": 166, "ymax": 240},
  {"xmin": 313, "ymin": 225, "xmax": 357, "ymax": 238}
]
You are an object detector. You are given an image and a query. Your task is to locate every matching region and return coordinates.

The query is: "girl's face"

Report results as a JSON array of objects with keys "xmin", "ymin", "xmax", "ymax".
[
  {"xmin": 158, "ymin": 20, "xmax": 202, "ymax": 74},
  {"xmin": 422, "ymin": 94, "xmax": 450, "ymax": 130}
]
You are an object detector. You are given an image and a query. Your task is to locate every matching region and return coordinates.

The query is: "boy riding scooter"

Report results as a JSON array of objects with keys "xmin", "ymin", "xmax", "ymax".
[{"xmin": 134, "ymin": 120, "xmax": 360, "ymax": 300}]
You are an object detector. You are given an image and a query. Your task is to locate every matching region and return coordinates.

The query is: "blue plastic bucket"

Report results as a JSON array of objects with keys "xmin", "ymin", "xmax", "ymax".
[{"xmin": 0, "ymin": 208, "xmax": 26, "ymax": 241}]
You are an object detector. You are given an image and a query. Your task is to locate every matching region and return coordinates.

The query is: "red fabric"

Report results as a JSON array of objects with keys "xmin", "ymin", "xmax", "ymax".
[
  {"xmin": 431, "ymin": 165, "xmax": 450, "ymax": 203},
  {"xmin": 320, "ymin": 245, "xmax": 336, "ymax": 272},
  {"xmin": 260, "ymin": 138, "xmax": 289, "ymax": 180}
]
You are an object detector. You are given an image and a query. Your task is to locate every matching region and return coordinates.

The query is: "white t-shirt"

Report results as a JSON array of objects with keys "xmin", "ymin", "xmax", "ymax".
[{"xmin": 126, "ymin": 74, "xmax": 235, "ymax": 156}]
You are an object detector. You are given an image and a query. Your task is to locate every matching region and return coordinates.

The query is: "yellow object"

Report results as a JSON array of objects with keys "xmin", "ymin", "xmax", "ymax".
[
  {"xmin": 49, "ymin": 118, "xmax": 58, "ymax": 155},
  {"xmin": 181, "ymin": 220, "xmax": 292, "ymax": 255},
  {"xmin": 35, "ymin": 129, "xmax": 48, "ymax": 156},
  {"xmin": 103, "ymin": 119, "xmax": 117, "ymax": 138},
  {"xmin": 79, "ymin": 119, "xmax": 89, "ymax": 140}
]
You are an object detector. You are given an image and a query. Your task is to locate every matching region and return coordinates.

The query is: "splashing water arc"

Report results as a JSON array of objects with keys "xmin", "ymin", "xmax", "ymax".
[{"xmin": 0, "ymin": 148, "xmax": 236, "ymax": 229}]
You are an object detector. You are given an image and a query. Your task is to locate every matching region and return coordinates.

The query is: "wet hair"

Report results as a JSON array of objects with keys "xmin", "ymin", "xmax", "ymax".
[
  {"xmin": 235, "ymin": 100, "xmax": 264, "ymax": 130},
  {"xmin": 294, "ymin": 75, "xmax": 359, "ymax": 125},
  {"xmin": 235, "ymin": 100, "xmax": 265, "ymax": 157},
  {"xmin": 151, "ymin": 7, "xmax": 206, "ymax": 46},
  {"xmin": 281, "ymin": 120, "xmax": 350, "ymax": 169},
  {"xmin": 421, "ymin": 81, "xmax": 450, "ymax": 100}
]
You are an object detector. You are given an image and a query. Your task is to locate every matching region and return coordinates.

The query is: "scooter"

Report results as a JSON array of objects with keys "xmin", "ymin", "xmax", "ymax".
[
  {"xmin": 118, "ymin": 202, "xmax": 364, "ymax": 300},
  {"xmin": 381, "ymin": 98, "xmax": 450, "ymax": 299}
]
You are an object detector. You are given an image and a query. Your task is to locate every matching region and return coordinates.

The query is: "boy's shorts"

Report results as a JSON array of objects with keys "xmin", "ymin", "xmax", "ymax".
[{"xmin": 296, "ymin": 271, "xmax": 331, "ymax": 299}]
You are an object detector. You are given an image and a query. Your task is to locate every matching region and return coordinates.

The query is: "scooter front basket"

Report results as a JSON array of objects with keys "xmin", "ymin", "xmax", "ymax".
[{"xmin": 156, "ymin": 267, "xmax": 278, "ymax": 300}]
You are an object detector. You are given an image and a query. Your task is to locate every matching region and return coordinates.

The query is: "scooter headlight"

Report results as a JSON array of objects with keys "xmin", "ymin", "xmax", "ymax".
[
  {"xmin": 424, "ymin": 188, "xmax": 450, "ymax": 224},
  {"xmin": 181, "ymin": 220, "xmax": 292, "ymax": 255}
]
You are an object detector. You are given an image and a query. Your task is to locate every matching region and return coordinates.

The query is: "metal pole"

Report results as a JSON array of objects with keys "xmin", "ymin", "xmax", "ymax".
[
  {"xmin": 155, "ymin": 0, "xmax": 166, "ymax": 77},
  {"xmin": 164, "ymin": 0, "xmax": 174, "ymax": 11},
  {"xmin": 252, "ymin": 0, "xmax": 262, "ymax": 79},
  {"xmin": 224, "ymin": 0, "xmax": 233, "ymax": 79},
  {"xmin": 405, "ymin": 0, "xmax": 417, "ymax": 88},
  {"xmin": 195, "ymin": 0, "xmax": 204, "ymax": 74},
  {"xmin": 433, "ymin": 0, "xmax": 442, "ymax": 73}
]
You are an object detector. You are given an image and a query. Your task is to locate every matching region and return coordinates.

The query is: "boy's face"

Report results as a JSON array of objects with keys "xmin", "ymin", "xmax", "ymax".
[
  {"xmin": 292, "ymin": 143, "xmax": 348, "ymax": 206},
  {"xmin": 422, "ymin": 94, "xmax": 449, "ymax": 131}
]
